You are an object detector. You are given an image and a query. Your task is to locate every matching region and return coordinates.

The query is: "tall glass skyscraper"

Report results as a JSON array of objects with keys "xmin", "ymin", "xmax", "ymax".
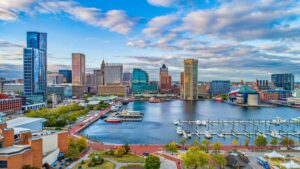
[
  {"xmin": 183, "ymin": 59, "xmax": 198, "ymax": 100},
  {"xmin": 271, "ymin": 73, "xmax": 294, "ymax": 91},
  {"xmin": 132, "ymin": 68, "xmax": 157, "ymax": 95},
  {"xmin": 23, "ymin": 32, "xmax": 47, "ymax": 103},
  {"xmin": 59, "ymin": 70, "xmax": 72, "ymax": 83}
]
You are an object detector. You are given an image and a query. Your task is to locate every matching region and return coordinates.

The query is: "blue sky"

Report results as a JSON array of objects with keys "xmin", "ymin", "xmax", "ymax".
[{"xmin": 0, "ymin": 0, "xmax": 300, "ymax": 81}]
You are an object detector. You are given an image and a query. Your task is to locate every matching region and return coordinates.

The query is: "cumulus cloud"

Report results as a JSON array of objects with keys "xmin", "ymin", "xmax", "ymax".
[
  {"xmin": 0, "ymin": 0, "xmax": 35, "ymax": 21},
  {"xmin": 36, "ymin": 0, "xmax": 136, "ymax": 34},
  {"xmin": 178, "ymin": 0, "xmax": 300, "ymax": 41},
  {"xmin": 147, "ymin": 0, "xmax": 179, "ymax": 7}
]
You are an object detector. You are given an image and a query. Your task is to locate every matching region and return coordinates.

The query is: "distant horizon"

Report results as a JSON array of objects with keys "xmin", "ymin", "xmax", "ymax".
[{"xmin": 1, "ymin": 0, "xmax": 300, "ymax": 81}]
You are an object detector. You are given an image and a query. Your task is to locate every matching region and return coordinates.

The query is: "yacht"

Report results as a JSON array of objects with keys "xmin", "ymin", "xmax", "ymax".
[
  {"xmin": 291, "ymin": 117, "xmax": 300, "ymax": 124},
  {"xmin": 201, "ymin": 121, "xmax": 207, "ymax": 126},
  {"xmin": 196, "ymin": 120, "xmax": 202, "ymax": 125},
  {"xmin": 110, "ymin": 105, "xmax": 120, "ymax": 112},
  {"xmin": 105, "ymin": 117, "xmax": 122, "ymax": 123},
  {"xmin": 204, "ymin": 131, "xmax": 212, "ymax": 139},
  {"xmin": 272, "ymin": 117, "xmax": 286, "ymax": 125},
  {"xmin": 173, "ymin": 120, "xmax": 180, "ymax": 125},
  {"xmin": 177, "ymin": 126, "xmax": 183, "ymax": 135},
  {"xmin": 187, "ymin": 132, "xmax": 192, "ymax": 138},
  {"xmin": 217, "ymin": 132, "xmax": 225, "ymax": 138},
  {"xmin": 270, "ymin": 131, "xmax": 282, "ymax": 139}
]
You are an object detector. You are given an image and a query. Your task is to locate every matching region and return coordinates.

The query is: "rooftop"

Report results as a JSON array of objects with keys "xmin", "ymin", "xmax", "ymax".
[
  {"xmin": 0, "ymin": 145, "xmax": 31, "ymax": 156},
  {"xmin": 6, "ymin": 117, "xmax": 46, "ymax": 128}
]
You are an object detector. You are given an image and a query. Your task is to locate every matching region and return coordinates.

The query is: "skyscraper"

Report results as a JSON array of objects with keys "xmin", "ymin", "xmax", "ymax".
[
  {"xmin": 271, "ymin": 73, "xmax": 294, "ymax": 91},
  {"xmin": 23, "ymin": 32, "xmax": 47, "ymax": 102},
  {"xmin": 183, "ymin": 59, "xmax": 198, "ymax": 100},
  {"xmin": 104, "ymin": 63, "xmax": 123, "ymax": 84},
  {"xmin": 72, "ymin": 53, "xmax": 85, "ymax": 86},
  {"xmin": 159, "ymin": 64, "xmax": 172, "ymax": 94},
  {"xmin": 59, "ymin": 69, "xmax": 72, "ymax": 83},
  {"xmin": 132, "ymin": 68, "xmax": 157, "ymax": 95}
]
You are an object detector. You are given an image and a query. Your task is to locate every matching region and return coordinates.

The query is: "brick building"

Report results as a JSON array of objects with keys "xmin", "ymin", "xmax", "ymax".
[
  {"xmin": 98, "ymin": 84, "xmax": 126, "ymax": 96},
  {"xmin": 0, "ymin": 95, "xmax": 22, "ymax": 116}
]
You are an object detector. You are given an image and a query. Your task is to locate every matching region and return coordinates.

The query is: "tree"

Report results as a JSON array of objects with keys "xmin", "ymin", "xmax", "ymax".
[
  {"xmin": 191, "ymin": 140, "xmax": 199, "ymax": 146},
  {"xmin": 280, "ymin": 137, "xmax": 295, "ymax": 149},
  {"xmin": 212, "ymin": 154, "xmax": 227, "ymax": 169},
  {"xmin": 255, "ymin": 135, "xmax": 268, "ymax": 147},
  {"xmin": 124, "ymin": 143, "xmax": 130, "ymax": 154},
  {"xmin": 114, "ymin": 147, "xmax": 126, "ymax": 157},
  {"xmin": 77, "ymin": 137, "xmax": 88, "ymax": 152},
  {"xmin": 145, "ymin": 155, "xmax": 161, "ymax": 169},
  {"xmin": 165, "ymin": 141, "xmax": 178, "ymax": 155},
  {"xmin": 202, "ymin": 139, "xmax": 211, "ymax": 152},
  {"xmin": 270, "ymin": 138, "xmax": 278, "ymax": 147},
  {"xmin": 244, "ymin": 139, "xmax": 250, "ymax": 147},
  {"xmin": 179, "ymin": 138, "xmax": 187, "ymax": 149},
  {"xmin": 182, "ymin": 148, "xmax": 210, "ymax": 169},
  {"xmin": 232, "ymin": 139, "xmax": 239, "ymax": 146},
  {"xmin": 212, "ymin": 142, "xmax": 222, "ymax": 152}
]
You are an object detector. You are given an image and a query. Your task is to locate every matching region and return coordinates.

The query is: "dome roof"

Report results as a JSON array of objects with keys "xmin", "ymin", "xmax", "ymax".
[{"xmin": 162, "ymin": 64, "xmax": 167, "ymax": 68}]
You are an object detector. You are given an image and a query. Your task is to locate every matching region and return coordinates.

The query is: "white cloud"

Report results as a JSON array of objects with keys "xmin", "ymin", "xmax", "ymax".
[
  {"xmin": 147, "ymin": 0, "xmax": 179, "ymax": 7},
  {"xmin": 0, "ymin": 0, "xmax": 35, "ymax": 21}
]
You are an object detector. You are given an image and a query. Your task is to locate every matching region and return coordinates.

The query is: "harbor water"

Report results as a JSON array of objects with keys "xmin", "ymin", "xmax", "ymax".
[{"xmin": 80, "ymin": 100, "xmax": 300, "ymax": 145}]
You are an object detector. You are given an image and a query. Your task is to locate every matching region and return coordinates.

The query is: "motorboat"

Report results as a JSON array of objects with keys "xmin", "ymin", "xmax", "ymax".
[
  {"xmin": 105, "ymin": 117, "xmax": 122, "ymax": 123},
  {"xmin": 291, "ymin": 117, "xmax": 300, "ymax": 124},
  {"xmin": 272, "ymin": 117, "xmax": 286, "ymax": 125},
  {"xmin": 204, "ymin": 131, "xmax": 212, "ymax": 139},
  {"xmin": 270, "ymin": 131, "xmax": 282, "ymax": 139},
  {"xmin": 217, "ymin": 132, "xmax": 225, "ymax": 138},
  {"xmin": 201, "ymin": 121, "xmax": 207, "ymax": 126},
  {"xmin": 187, "ymin": 132, "xmax": 192, "ymax": 138},
  {"xmin": 177, "ymin": 126, "xmax": 183, "ymax": 135},
  {"xmin": 149, "ymin": 97, "xmax": 161, "ymax": 103},
  {"xmin": 110, "ymin": 105, "xmax": 120, "ymax": 112},
  {"xmin": 196, "ymin": 120, "xmax": 202, "ymax": 125},
  {"xmin": 173, "ymin": 120, "xmax": 180, "ymax": 125}
]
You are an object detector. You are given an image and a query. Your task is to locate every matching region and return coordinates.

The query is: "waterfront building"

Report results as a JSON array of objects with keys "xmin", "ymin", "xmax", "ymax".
[
  {"xmin": 198, "ymin": 82, "xmax": 209, "ymax": 98},
  {"xmin": 0, "ymin": 95, "xmax": 22, "ymax": 115},
  {"xmin": 3, "ymin": 83, "xmax": 24, "ymax": 93},
  {"xmin": 23, "ymin": 32, "xmax": 47, "ymax": 103},
  {"xmin": 159, "ymin": 64, "xmax": 172, "ymax": 94},
  {"xmin": 123, "ymin": 72, "xmax": 132, "ymax": 86},
  {"xmin": 47, "ymin": 73, "xmax": 64, "ymax": 85},
  {"xmin": 210, "ymin": 80, "xmax": 231, "ymax": 96},
  {"xmin": 72, "ymin": 53, "xmax": 85, "ymax": 86},
  {"xmin": 183, "ymin": 59, "xmax": 198, "ymax": 100},
  {"xmin": 98, "ymin": 84, "xmax": 126, "ymax": 96},
  {"xmin": 260, "ymin": 89, "xmax": 293, "ymax": 101},
  {"xmin": 271, "ymin": 73, "xmax": 294, "ymax": 91},
  {"xmin": 22, "ymin": 102, "xmax": 47, "ymax": 111},
  {"xmin": 58, "ymin": 69, "xmax": 72, "ymax": 83},
  {"xmin": 104, "ymin": 62, "xmax": 123, "ymax": 84},
  {"xmin": 132, "ymin": 68, "xmax": 157, "ymax": 95},
  {"xmin": 0, "ymin": 122, "xmax": 68, "ymax": 169},
  {"xmin": 228, "ymin": 85, "xmax": 259, "ymax": 106},
  {"xmin": 256, "ymin": 80, "xmax": 272, "ymax": 90}
]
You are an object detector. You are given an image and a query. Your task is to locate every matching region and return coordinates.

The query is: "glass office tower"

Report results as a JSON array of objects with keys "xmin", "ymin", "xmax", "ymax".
[
  {"xmin": 132, "ymin": 68, "xmax": 157, "ymax": 95},
  {"xmin": 271, "ymin": 73, "xmax": 294, "ymax": 91},
  {"xmin": 59, "ymin": 70, "xmax": 72, "ymax": 83},
  {"xmin": 23, "ymin": 32, "xmax": 47, "ymax": 103},
  {"xmin": 183, "ymin": 59, "xmax": 198, "ymax": 100}
]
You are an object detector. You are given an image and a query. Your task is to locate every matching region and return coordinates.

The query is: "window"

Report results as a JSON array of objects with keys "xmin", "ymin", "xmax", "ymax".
[{"xmin": 0, "ymin": 161, "xmax": 7, "ymax": 168}]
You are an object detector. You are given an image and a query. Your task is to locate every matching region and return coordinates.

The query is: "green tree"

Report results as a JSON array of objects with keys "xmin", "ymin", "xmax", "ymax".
[
  {"xmin": 212, "ymin": 153, "xmax": 227, "ymax": 169},
  {"xmin": 124, "ymin": 143, "xmax": 130, "ymax": 154},
  {"xmin": 191, "ymin": 140, "xmax": 199, "ymax": 146},
  {"xmin": 255, "ymin": 135, "xmax": 268, "ymax": 147},
  {"xmin": 270, "ymin": 138, "xmax": 278, "ymax": 147},
  {"xmin": 202, "ymin": 140, "xmax": 211, "ymax": 152},
  {"xmin": 77, "ymin": 137, "xmax": 88, "ymax": 152},
  {"xmin": 165, "ymin": 141, "xmax": 178, "ymax": 155},
  {"xmin": 212, "ymin": 142, "xmax": 222, "ymax": 152},
  {"xmin": 244, "ymin": 139, "xmax": 250, "ymax": 147},
  {"xmin": 145, "ymin": 155, "xmax": 161, "ymax": 169},
  {"xmin": 114, "ymin": 147, "xmax": 126, "ymax": 157},
  {"xmin": 179, "ymin": 138, "xmax": 187, "ymax": 149},
  {"xmin": 280, "ymin": 137, "xmax": 295, "ymax": 149},
  {"xmin": 182, "ymin": 148, "xmax": 210, "ymax": 169}
]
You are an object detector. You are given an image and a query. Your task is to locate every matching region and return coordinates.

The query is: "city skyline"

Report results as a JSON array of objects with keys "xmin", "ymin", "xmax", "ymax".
[{"xmin": 1, "ymin": 0, "xmax": 300, "ymax": 81}]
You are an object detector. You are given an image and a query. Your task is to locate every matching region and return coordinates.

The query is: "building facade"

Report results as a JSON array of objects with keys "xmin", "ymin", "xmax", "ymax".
[
  {"xmin": 98, "ymin": 84, "xmax": 126, "ymax": 96},
  {"xmin": 198, "ymin": 83, "xmax": 209, "ymax": 98},
  {"xmin": 0, "ymin": 96, "xmax": 22, "ymax": 115},
  {"xmin": 58, "ymin": 70, "xmax": 72, "ymax": 83},
  {"xmin": 3, "ymin": 83, "xmax": 24, "ymax": 93},
  {"xmin": 23, "ymin": 32, "xmax": 47, "ymax": 103},
  {"xmin": 183, "ymin": 59, "xmax": 198, "ymax": 100},
  {"xmin": 47, "ymin": 73, "xmax": 64, "ymax": 85},
  {"xmin": 271, "ymin": 73, "xmax": 294, "ymax": 91},
  {"xmin": 104, "ymin": 63, "xmax": 123, "ymax": 84},
  {"xmin": 72, "ymin": 53, "xmax": 85, "ymax": 86},
  {"xmin": 159, "ymin": 64, "xmax": 172, "ymax": 94},
  {"xmin": 210, "ymin": 80, "xmax": 231, "ymax": 96},
  {"xmin": 132, "ymin": 68, "xmax": 157, "ymax": 95}
]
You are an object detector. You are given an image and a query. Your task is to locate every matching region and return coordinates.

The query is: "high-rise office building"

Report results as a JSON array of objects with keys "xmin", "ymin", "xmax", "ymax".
[
  {"xmin": 23, "ymin": 32, "xmax": 47, "ymax": 102},
  {"xmin": 210, "ymin": 80, "xmax": 231, "ymax": 96},
  {"xmin": 183, "ymin": 59, "xmax": 198, "ymax": 100},
  {"xmin": 104, "ymin": 63, "xmax": 123, "ymax": 84},
  {"xmin": 72, "ymin": 53, "xmax": 85, "ymax": 86},
  {"xmin": 271, "ymin": 73, "xmax": 294, "ymax": 91},
  {"xmin": 132, "ymin": 68, "xmax": 157, "ymax": 95},
  {"xmin": 159, "ymin": 64, "xmax": 172, "ymax": 94},
  {"xmin": 85, "ymin": 73, "xmax": 95, "ymax": 87},
  {"xmin": 59, "ymin": 70, "xmax": 72, "ymax": 83}
]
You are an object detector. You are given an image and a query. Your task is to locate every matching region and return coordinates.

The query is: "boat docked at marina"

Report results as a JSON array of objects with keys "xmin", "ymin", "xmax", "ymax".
[
  {"xmin": 272, "ymin": 117, "xmax": 286, "ymax": 125},
  {"xmin": 149, "ymin": 97, "xmax": 161, "ymax": 103},
  {"xmin": 291, "ymin": 117, "xmax": 300, "ymax": 124},
  {"xmin": 196, "ymin": 120, "xmax": 207, "ymax": 126},
  {"xmin": 177, "ymin": 126, "xmax": 183, "ymax": 135},
  {"xmin": 173, "ymin": 120, "xmax": 180, "ymax": 125},
  {"xmin": 204, "ymin": 131, "xmax": 212, "ymax": 139},
  {"xmin": 105, "ymin": 117, "xmax": 122, "ymax": 123},
  {"xmin": 217, "ymin": 132, "xmax": 225, "ymax": 138},
  {"xmin": 270, "ymin": 131, "xmax": 282, "ymax": 139}
]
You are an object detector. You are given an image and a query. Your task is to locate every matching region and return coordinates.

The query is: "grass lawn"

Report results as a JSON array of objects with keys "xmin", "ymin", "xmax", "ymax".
[
  {"xmin": 91, "ymin": 151, "xmax": 145, "ymax": 163},
  {"xmin": 73, "ymin": 159, "xmax": 115, "ymax": 169},
  {"xmin": 120, "ymin": 164, "xmax": 144, "ymax": 169}
]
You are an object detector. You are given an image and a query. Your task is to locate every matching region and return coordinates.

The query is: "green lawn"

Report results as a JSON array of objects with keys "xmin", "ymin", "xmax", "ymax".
[
  {"xmin": 73, "ymin": 159, "xmax": 115, "ymax": 169},
  {"xmin": 91, "ymin": 151, "xmax": 145, "ymax": 163},
  {"xmin": 120, "ymin": 164, "xmax": 144, "ymax": 169}
]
